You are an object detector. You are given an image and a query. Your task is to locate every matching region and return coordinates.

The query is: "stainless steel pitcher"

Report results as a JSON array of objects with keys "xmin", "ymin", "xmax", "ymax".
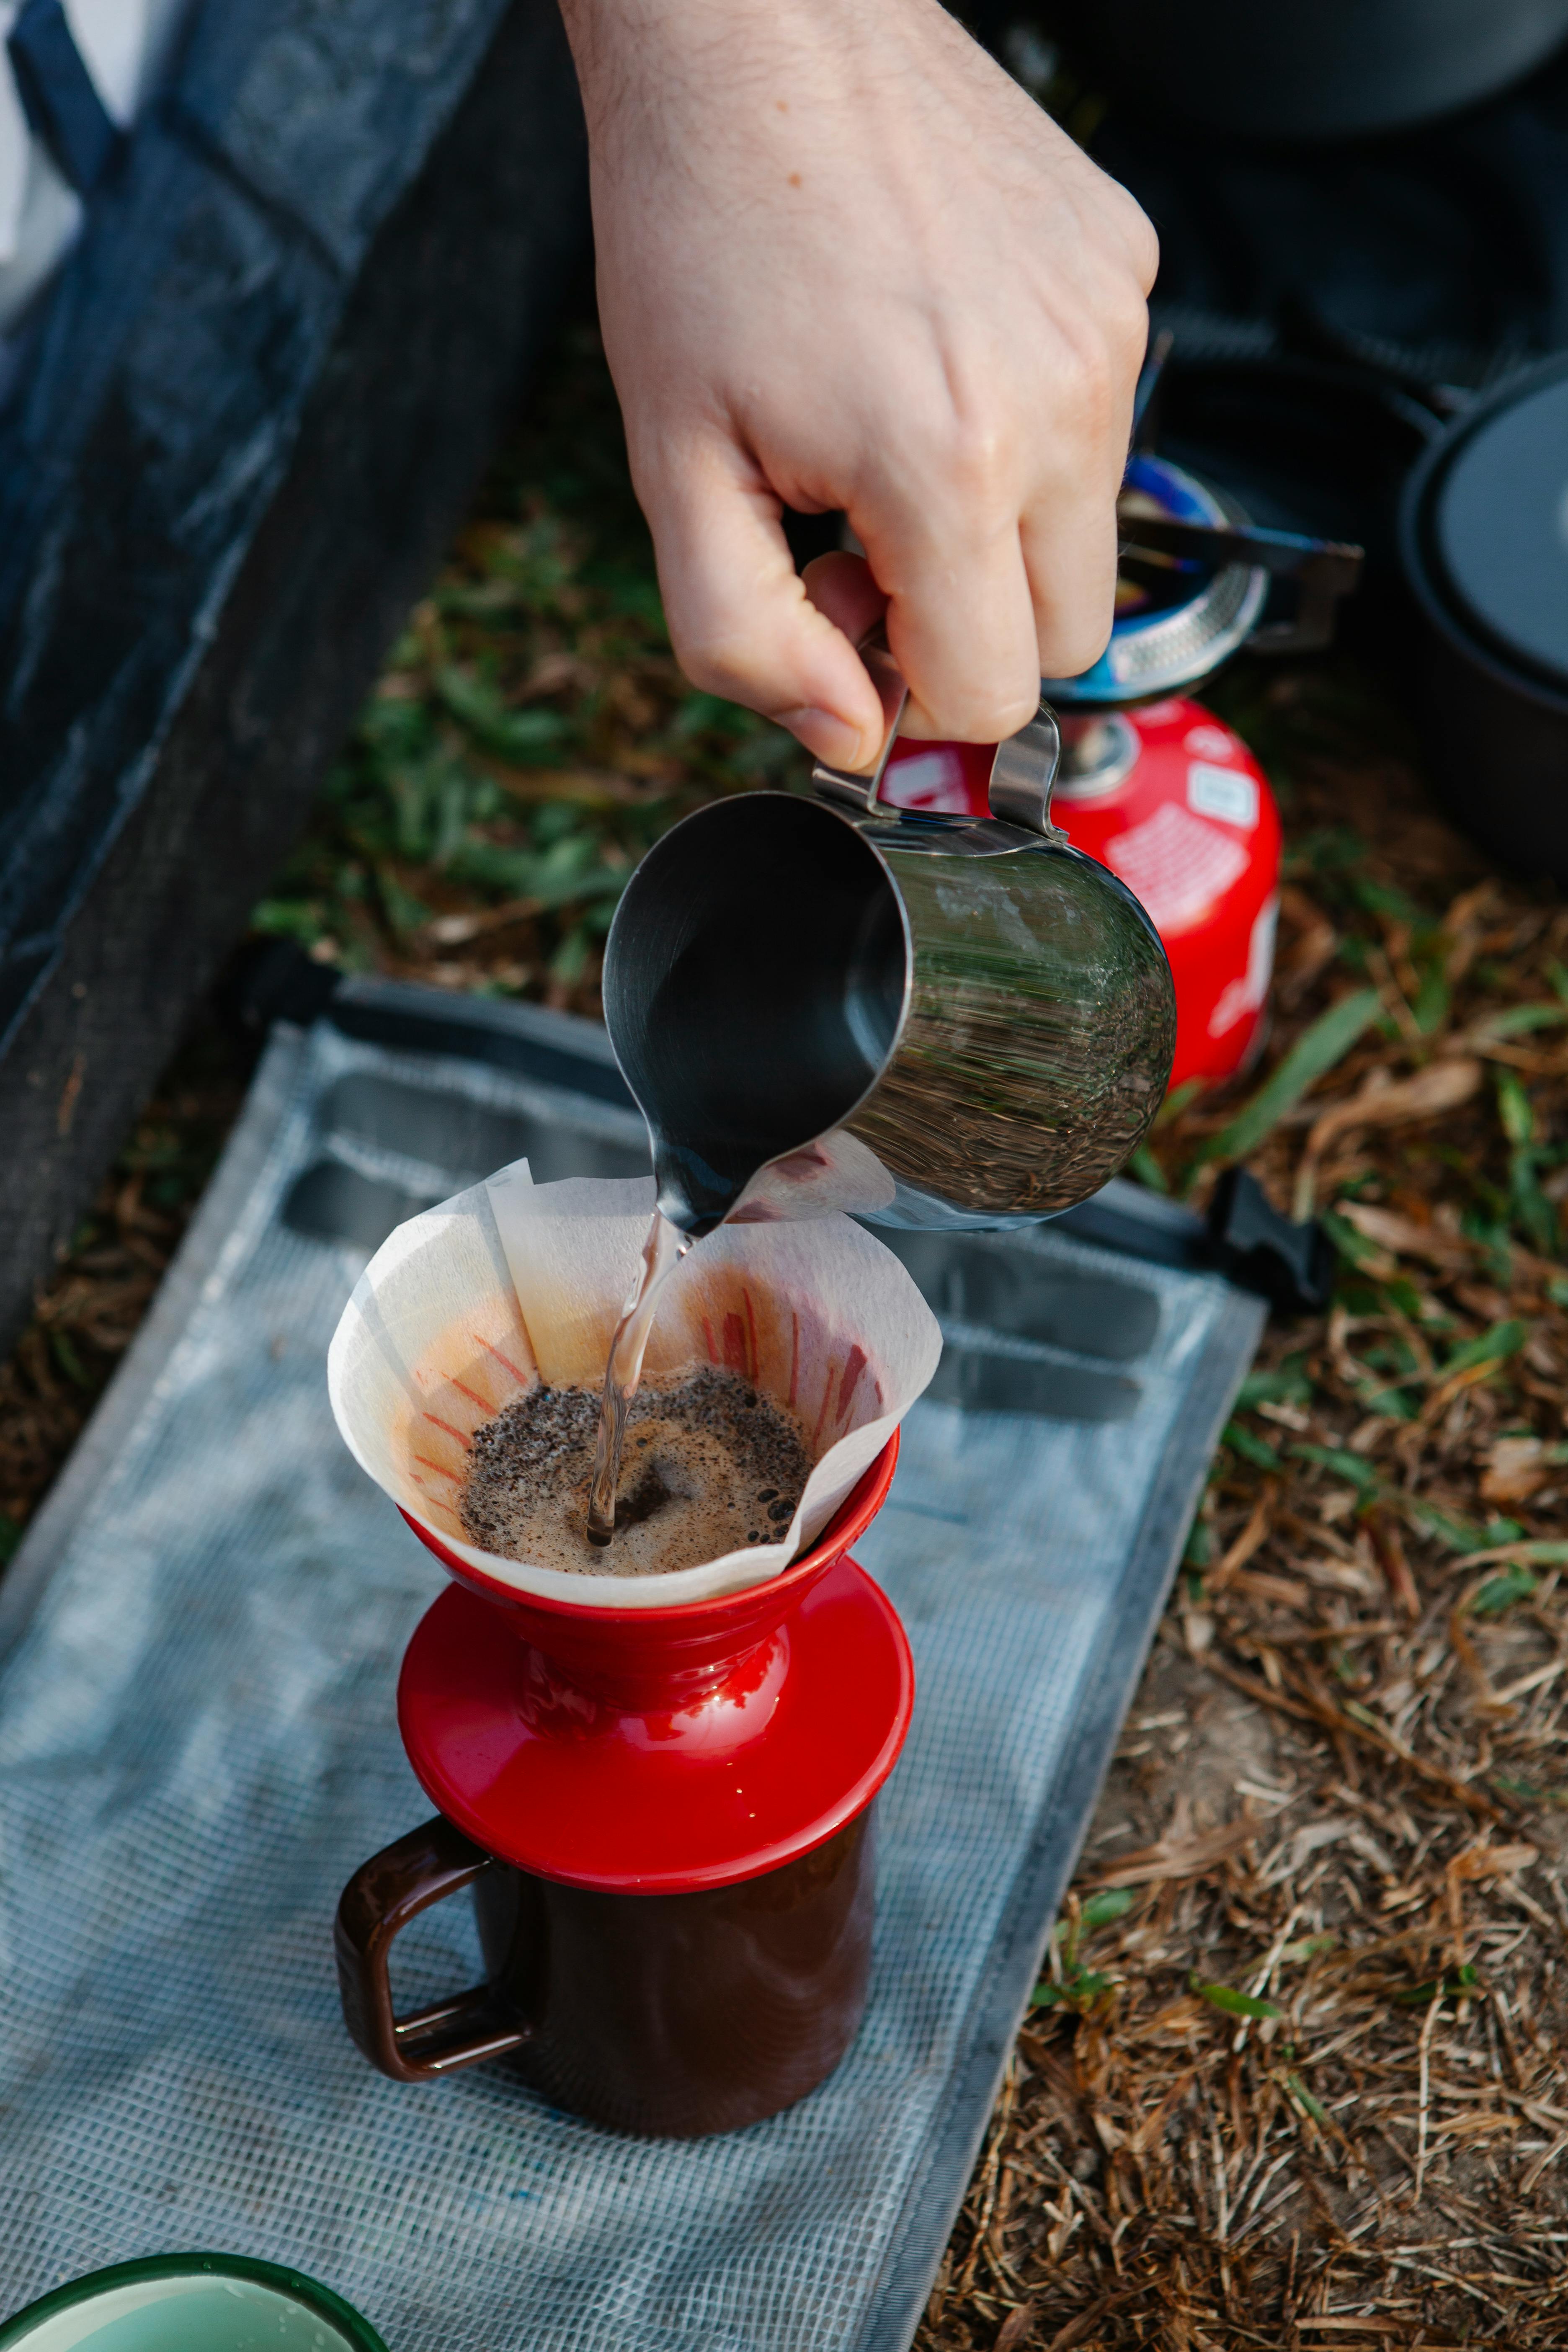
[{"xmin": 601, "ymin": 651, "xmax": 1176, "ymax": 1235}]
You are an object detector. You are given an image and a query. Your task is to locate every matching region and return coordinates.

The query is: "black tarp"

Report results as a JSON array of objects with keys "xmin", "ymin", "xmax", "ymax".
[{"xmin": 0, "ymin": 0, "xmax": 590, "ymax": 1354}]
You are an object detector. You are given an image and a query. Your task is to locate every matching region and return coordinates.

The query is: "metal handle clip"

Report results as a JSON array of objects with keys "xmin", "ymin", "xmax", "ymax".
[{"xmin": 810, "ymin": 622, "xmax": 1063, "ymax": 838}]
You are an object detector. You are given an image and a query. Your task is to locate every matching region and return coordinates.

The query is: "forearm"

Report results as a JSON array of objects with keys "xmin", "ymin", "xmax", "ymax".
[{"xmin": 557, "ymin": 0, "xmax": 1156, "ymax": 756}]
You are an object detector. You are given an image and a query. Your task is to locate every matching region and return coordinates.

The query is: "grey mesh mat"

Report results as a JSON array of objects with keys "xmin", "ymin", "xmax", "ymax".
[{"xmin": 0, "ymin": 986, "xmax": 1265, "ymax": 2350}]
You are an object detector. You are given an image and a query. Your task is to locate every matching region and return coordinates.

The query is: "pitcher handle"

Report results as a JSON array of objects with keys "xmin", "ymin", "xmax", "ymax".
[
  {"xmin": 334, "ymin": 1816, "xmax": 532, "ymax": 2084},
  {"xmin": 810, "ymin": 623, "xmax": 909, "ymax": 815},
  {"xmin": 812, "ymin": 623, "xmax": 1063, "ymax": 839}
]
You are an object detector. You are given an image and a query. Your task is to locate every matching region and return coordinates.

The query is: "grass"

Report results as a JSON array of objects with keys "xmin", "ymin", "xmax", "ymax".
[{"xmin": 250, "ymin": 316, "xmax": 808, "ymax": 1016}]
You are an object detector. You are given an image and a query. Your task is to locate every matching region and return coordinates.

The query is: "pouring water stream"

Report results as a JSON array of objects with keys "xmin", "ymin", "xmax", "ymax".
[{"xmin": 585, "ymin": 1207, "xmax": 694, "ymax": 1547}]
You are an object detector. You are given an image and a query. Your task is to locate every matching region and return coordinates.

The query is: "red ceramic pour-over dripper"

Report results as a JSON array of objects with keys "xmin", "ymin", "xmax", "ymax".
[{"xmin": 396, "ymin": 1434, "xmax": 910, "ymax": 1894}]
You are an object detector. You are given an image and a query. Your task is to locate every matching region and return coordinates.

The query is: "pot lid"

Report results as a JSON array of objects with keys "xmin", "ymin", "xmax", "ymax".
[{"xmin": 1431, "ymin": 370, "xmax": 1568, "ymax": 694}]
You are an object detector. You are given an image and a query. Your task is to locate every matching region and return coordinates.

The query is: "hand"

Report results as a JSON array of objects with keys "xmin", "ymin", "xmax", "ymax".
[{"xmin": 559, "ymin": 0, "xmax": 1156, "ymax": 766}]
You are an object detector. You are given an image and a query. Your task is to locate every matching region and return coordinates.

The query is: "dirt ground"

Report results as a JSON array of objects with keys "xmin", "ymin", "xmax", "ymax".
[{"xmin": 3, "ymin": 320, "xmax": 1566, "ymax": 2349}]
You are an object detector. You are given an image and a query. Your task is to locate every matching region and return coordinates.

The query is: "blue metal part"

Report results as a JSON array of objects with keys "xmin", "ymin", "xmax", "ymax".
[{"xmin": 1043, "ymin": 452, "xmax": 1267, "ymax": 707}]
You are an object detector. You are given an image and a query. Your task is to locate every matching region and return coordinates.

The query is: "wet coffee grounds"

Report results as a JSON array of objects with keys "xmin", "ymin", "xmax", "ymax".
[{"xmin": 457, "ymin": 1363, "xmax": 814, "ymax": 1576}]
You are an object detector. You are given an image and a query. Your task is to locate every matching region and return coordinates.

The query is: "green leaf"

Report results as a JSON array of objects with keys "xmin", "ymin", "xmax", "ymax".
[
  {"xmin": 48, "ymin": 1329, "xmax": 91, "ymax": 1388},
  {"xmin": 1299, "ymin": 823, "xmax": 1369, "ymax": 877},
  {"xmin": 434, "ymin": 666, "xmax": 571, "ymax": 763},
  {"xmin": 1393, "ymin": 1963, "xmax": 1479, "ymax": 2008},
  {"xmin": 549, "ymin": 923, "xmax": 592, "ymax": 989},
  {"xmin": 1351, "ymin": 1382, "xmax": 1418, "ymax": 1422},
  {"xmin": 1079, "ymin": 1888, "xmax": 1136, "ymax": 1930},
  {"xmin": 1362, "ymin": 1333, "xmax": 1420, "ymax": 1380},
  {"xmin": 1440, "ymin": 1320, "xmax": 1529, "ymax": 1379},
  {"xmin": 1234, "ymin": 1361, "xmax": 1313, "ymax": 1411},
  {"xmin": 1192, "ymin": 1978, "xmax": 1281, "ymax": 2021},
  {"xmin": 1319, "ymin": 1208, "xmax": 1387, "ymax": 1269},
  {"xmin": 1399, "ymin": 1497, "xmax": 1493, "ymax": 1553},
  {"xmin": 1291, "ymin": 1442, "xmax": 1380, "ymax": 1495},
  {"xmin": 1127, "ymin": 1143, "xmax": 1168, "ymax": 1194},
  {"xmin": 1472, "ymin": 1565, "xmax": 1540, "ymax": 1617},
  {"xmin": 1184, "ymin": 1517, "xmax": 1214, "ymax": 1569},
  {"xmin": 1412, "ymin": 969, "xmax": 1450, "ymax": 1035},
  {"xmin": 0, "ymin": 1514, "xmax": 21, "ymax": 1565},
  {"xmin": 1285, "ymin": 2072, "xmax": 1328, "ymax": 2125},
  {"xmin": 250, "ymin": 897, "xmax": 330, "ymax": 945},
  {"xmin": 1480, "ymin": 1003, "xmax": 1568, "ymax": 1039},
  {"xmin": 1495, "ymin": 1068, "xmax": 1536, "ymax": 1149},
  {"xmin": 1225, "ymin": 1422, "xmax": 1283, "ymax": 1472},
  {"xmin": 376, "ymin": 875, "xmax": 434, "ymax": 939},
  {"xmin": 1154, "ymin": 1077, "xmax": 1204, "ymax": 1131},
  {"xmin": 1194, "ymin": 989, "xmax": 1383, "ymax": 1167},
  {"xmin": 1382, "ymin": 1274, "xmax": 1434, "ymax": 1323},
  {"xmin": 1031, "ymin": 1965, "xmax": 1113, "ymax": 2010},
  {"xmin": 1491, "ymin": 1774, "xmax": 1568, "ymax": 1808},
  {"xmin": 443, "ymin": 841, "xmax": 627, "ymax": 908},
  {"xmin": 1509, "ymin": 1156, "xmax": 1559, "ymax": 1257},
  {"xmin": 1350, "ymin": 876, "xmax": 1427, "ymax": 923},
  {"xmin": 671, "ymin": 690, "xmax": 745, "ymax": 738},
  {"xmin": 1279, "ymin": 1934, "xmax": 1336, "ymax": 1965}
]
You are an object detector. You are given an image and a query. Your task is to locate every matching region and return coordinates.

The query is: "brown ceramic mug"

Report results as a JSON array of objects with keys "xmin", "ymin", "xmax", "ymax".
[{"xmin": 335, "ymin": 1803, "xmax": 877, "ymax": 2138}]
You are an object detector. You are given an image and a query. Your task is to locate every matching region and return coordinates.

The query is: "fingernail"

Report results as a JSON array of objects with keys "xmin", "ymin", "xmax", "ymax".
[{"xmin": 776, "ymin": 706, "xmax": 867, "ymax": 770}]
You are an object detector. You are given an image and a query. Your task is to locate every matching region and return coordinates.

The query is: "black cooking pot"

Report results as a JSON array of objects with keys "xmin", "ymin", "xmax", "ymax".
[
  {"xmin": 1398, "ymin": 354, "xmax": 1568, "ymax": 882},
  {"xmin": 1039, "ymin": 0, "xmax": 1568, "ymax": 142}
]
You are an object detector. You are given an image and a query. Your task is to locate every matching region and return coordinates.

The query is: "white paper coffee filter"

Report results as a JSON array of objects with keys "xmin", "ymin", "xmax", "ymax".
[{"xmin": 328, "ymin": 1162, "xmax": 941, "ymax": 1608}]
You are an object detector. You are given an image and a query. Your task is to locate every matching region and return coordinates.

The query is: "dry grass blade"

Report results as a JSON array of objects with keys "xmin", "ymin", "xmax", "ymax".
[
  {"xmin": 1082, "ymin": 1814, "xmax": 1263, "ymax": 1889},
  {"xmin": 1293, "ymin": 1060, "xmax": 1483, "ymax": 1217}
]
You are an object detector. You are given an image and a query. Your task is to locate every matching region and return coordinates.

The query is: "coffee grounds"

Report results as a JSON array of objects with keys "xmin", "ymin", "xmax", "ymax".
[{"xmin": 458, "ymin": 1364, "xmax": 814, "ymax": 1576}]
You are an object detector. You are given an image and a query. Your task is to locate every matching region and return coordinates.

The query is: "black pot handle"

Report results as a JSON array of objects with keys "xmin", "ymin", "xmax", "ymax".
[{"xmin": 334, "ymin": 1816, "xmax": 532, "ymax": 2083}]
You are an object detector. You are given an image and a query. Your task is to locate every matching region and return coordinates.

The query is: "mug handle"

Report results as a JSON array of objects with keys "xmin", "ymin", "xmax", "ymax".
[{"xmin": 334, "ymin": 1816, "xmax": 533, "ymax": 2084}]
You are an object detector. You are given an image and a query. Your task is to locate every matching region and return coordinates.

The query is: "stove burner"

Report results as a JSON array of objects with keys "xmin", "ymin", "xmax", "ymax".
[{"xmin": 1044, "ymin": 452, "xmax": 1267, "ymax": 705}]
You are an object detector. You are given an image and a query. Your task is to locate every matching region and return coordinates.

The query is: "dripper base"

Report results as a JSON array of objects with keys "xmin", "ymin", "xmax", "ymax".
[{"xmin": 397, "ymin": 1557, "xmax": 913, "ymax": 1893}]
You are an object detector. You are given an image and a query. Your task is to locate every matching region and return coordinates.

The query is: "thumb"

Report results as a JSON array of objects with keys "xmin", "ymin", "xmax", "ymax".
[{"xmin": 637, "ymin": 443, "xmax": 888, "ymax": 771}]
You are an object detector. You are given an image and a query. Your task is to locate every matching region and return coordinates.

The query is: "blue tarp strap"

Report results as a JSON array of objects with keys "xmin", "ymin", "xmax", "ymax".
[{"xmin": 7, "ymin": 0, "xmax": 123, "ymax": 196}]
